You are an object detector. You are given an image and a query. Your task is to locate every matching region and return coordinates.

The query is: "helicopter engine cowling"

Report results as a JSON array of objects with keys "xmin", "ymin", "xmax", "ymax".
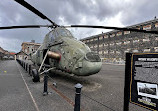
[{"xmin": 47, "ymin": 51, "xmax": 61, "ymax": 60}]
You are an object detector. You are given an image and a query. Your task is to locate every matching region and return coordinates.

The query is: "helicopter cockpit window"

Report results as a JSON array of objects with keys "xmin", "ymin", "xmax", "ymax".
[
  {"xmin": 57, "ymin": 28, "xmax": 73, "ymax": 37},
  {"xmin": 85, "ymin": 52, "xmax": 101, "ymax": 62},
  {"xmin": 49, "ymin": 32, "xmax": 55, "ymax": 41}
]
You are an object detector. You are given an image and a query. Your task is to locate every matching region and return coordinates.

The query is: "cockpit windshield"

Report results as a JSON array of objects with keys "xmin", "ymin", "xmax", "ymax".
[
  {"xmin": 48, "ymin": 28, "xmax": 73, "ymax": 42},
  {"xmin": 56, "ymin": 28, "xmax": 73, "ymax": 37}
]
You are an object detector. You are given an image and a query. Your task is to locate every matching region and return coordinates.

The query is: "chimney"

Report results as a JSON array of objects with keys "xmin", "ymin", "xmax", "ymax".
[
  {"xmin": 31, "ymin": 40, "xmax": 35, "ymax": 43},
  {"xmin": 154, "ymin": 16, "xmax": 157, "ymax": 19}
]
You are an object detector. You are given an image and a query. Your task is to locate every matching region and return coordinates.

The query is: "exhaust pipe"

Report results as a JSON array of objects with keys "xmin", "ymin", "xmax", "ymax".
[{"xmin": 47, "ymin": 51, "xmax": 61, "ymax": 60}]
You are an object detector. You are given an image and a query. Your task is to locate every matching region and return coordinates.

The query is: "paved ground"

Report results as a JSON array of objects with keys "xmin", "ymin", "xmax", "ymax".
[
  {"xmin": 0, "ymin": 60, "xmax": 150, "ymax": 111},
  {"xmin": 48, "ymin": 63, "xmax": 150, "ymax": 111},
  {"xmin": 0, "ymin": 60, "xmax": 73, "ymax": 111}
]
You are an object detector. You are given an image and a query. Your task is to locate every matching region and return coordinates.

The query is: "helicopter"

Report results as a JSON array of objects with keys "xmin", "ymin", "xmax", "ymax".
[
  {"xmin": 1, "ymin": 0, "xmax": 158, "ymax": 82},
  {"xmin": 139, "ymin": 84, "xmax": 156, "ymax": 95}
]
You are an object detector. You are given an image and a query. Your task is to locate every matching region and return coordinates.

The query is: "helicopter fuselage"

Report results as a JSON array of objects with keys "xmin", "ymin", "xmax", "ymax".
[{"xmin": 31, "ymin": 27, "xmax": 102, "ymax": 76}]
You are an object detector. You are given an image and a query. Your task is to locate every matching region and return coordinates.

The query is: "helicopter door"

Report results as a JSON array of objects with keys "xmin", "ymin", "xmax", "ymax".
[{"xmin": 43, "ymin": 49, "xmax": 49, "ymax": 64}]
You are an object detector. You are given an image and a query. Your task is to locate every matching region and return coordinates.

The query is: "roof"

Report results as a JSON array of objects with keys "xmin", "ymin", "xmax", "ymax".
[
  {"xmin": 15, "ymin": 51, "xmax": 28, "ymax": 56},
  {"xmin": 21, "ymin": 42, "xmax": 41, "ymax": 46},
  {"xmin": 81, "ymin": 18, "xmax": 158, "ymax": 41},
  {"xmin": 10, "ymin": 52, "xmax": 16, "ymax": 55}
]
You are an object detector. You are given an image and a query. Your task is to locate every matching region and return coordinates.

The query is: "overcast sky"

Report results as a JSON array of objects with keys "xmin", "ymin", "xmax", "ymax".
[{"xmin": 0, "ymin": 0, "xmax": 158, "ymax": 52}]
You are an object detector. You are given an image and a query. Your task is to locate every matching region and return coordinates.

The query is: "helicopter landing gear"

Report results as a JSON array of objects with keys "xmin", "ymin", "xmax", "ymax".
[{"xmin": 32, "ymin": 69, "xmax": 40, "ymax": 82}]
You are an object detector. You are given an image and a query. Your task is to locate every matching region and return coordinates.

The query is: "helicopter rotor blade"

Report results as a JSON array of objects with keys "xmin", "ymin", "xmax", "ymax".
[
  {"xmin": 64, "ymin": 25, "xmax": 158, "ymax": 34},
  {"xmin": 0, "ymin": 25, "xmax": 54, "ymax": 30},
  {"xmin": 0, "ymin": 25, "xmax": 158, "ymax": 35},
  {"xmin": 14, "ymin": 0, "xmax": 58, "ymax": 27}
]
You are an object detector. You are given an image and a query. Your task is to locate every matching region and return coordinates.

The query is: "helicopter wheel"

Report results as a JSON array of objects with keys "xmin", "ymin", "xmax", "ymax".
[{"xmin": 32, "ymin": 69, "xmax": 40, "ymax": 82}]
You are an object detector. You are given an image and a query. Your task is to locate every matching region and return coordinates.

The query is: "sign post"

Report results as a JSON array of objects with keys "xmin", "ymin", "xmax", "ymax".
[{"xmin": 124, "ymin": 53, "xmax": 158, "ymax": 111}]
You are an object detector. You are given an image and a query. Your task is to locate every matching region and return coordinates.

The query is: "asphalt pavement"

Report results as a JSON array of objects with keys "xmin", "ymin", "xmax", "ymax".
[
  {"xmin": 0, "ymin": 60, "xmax": 73, "ymax": 111},
  {"xmin": 0, "ymin": 60, "xmax": 150, "ymax": 111}
]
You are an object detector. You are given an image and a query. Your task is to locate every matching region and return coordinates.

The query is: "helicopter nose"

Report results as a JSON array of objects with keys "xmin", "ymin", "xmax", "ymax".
[
  {"xmin": 72, "ymin": 60, "xmax": 102, "ymax": 76},
  {"xmin": 72, "ymin": 52, "xmax": 102, "ymax": 76},
  {"xmin": 83, "ymin": 60, "xmax": 102, "ymax": 76}
]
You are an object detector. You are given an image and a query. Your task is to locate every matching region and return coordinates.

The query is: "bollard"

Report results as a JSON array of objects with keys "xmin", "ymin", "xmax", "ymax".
[
  {"xmin": 43, "ymin": 70, "xmax": 48, "ymax": 96},
  {"xmin": 74, "ymin": 83, "xmax": 82, "ymax": 111},
  {"xmin": 28, "ymin": 65, "xmax": 31, "ymax": 75},
  {"xmin": 23, "ymin": 62, "xmax": 25, "ymax": 68},
  {"xmin": 25, "ymin": 63, "xmax": 28, "ymax": 71},
  {"xmin": 24, "ymin": 62, "xmax": 25, "ymax": 69}
]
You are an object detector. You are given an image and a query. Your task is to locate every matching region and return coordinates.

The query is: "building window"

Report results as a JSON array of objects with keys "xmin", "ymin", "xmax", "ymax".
[
  {"xmin": 99, "ymin": 36, "xmax": 103, "ymax": 40},
  {"xmin": 154, "ymin": 47, "xmax": 158, "ymax": 52},
  {"xmin": 144, "ymin": 48, "xmax": 150, "ymax": 52},
  {"xmin": 116, "ymin": 42, "xmax": 122, "ymax": 45},
  {"xmin": 94, "ymin": 45, "xmax": 97, "ymax": 48},
  {"xmin": 99, "ymin": 44, "xmax": 102, "ymax": 48},
  {"xmin": 104, "ymin": 50, "xmax": 108, "ymax": 54},
  {"xmin": 110, "ymin": 51, "xmax": 114, "ymax": 54},
  {"xmin": 133, "ymin": 49, "xmax": 138, "ymax": 53},
  {"xmin": 143, "ymin": 25, "xmax": 151, "ymax": 30},
  {"xmin": 125, "ymin": 49, "xmax": 130, "ymax": 53},
  {"xmin": 133, "ymin": 40, "xmax": 139, "ymax": 43},
  {"xmin": 99, "ymin": 51, "xmax": 102, "ymax": 54},
  {"xmin": 104, "ymin": 35, "xmax": 108, "ymax": 38},
  {"xmin": 117, "ymin": 32, "xmax": 122, "ymax": 36},
  {"xmin": 110, "ymin": 43, "xmax": 114, "ymax": 46},
  {"xmin": 110, "ymin": 33, "xmax": 115, "ymax": 37},
  {"xmin": 143, "ymin": 38, "xmax": 150, "ymax": 42},
  {"xmin": 25, "ymin": 49, "xmax": 27, "ymax": 53},
  {"xmin": 104, "ymin": 44, "xmax": 108, "ymax": 47},
  {"xmin": 124, "ymin": 50, "xmax": 129, "ymax": 53},
  {"xmin": 124, "ymin": 41, "xmax": 130, "ymax": 44},
  {"xmin": 124, "ymin": 31, "xmax": 130, "ymax": 35},
  {"xmin": 135, "ymin": 27, "xmax": 140, "ymax": 30},
  {"xmin": 94, "ymin": 38, "xmax": 98, "ymax": 41},
  {"xmin": 116, "ymin": 51, "xmax": 120, "ymax": 54},
  {"xmin": 155, "ymin": 23, "xmax": 158, "ymax": 28},
  {"xmin": 155, "ymin": 37, "xmax": 158, "ymax": 41}
]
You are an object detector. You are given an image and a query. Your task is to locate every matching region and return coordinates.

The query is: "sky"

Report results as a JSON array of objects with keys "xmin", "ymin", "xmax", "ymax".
[{"xmin": 0, "ymin": 0, "xmax": 158, "ymax": 52}]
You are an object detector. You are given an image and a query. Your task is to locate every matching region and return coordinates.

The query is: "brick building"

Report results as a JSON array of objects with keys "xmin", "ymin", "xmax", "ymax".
[{"xmin": 80, "ymin": 18, "xmax": 158, "ymax": 62}]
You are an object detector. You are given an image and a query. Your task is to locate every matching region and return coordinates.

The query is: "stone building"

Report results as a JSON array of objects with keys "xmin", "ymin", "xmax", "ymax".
[
  {"xmin": 80, "ymin": 18, "xmax": 158, "ymax": 62},
  {"xmin": 0, "ymin": 47, "xmax": 10, "ymax": 60},
  {"xmin": 16, "ymin": 40, "xmax": 41, "ymax": 60},
  {"xmin": 21, "ymin": 40, "xmax": 41, "ymax": 55},
  {"xmin": 0, "ymin": 47, "xmax": 4, "ymax": 60},
  {"xmin": 15, "ymin": 51, "xmax": 28, "ymax": 60}
]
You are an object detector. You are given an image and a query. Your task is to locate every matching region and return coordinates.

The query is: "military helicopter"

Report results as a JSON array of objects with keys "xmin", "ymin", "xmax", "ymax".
[
  {"xmin": 139, "ymin": 84, "xmax": 156, "ymax": 95},
  {"xmin": 0, "ymin": 0, "xmax": 158, "ymax": 82}
]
